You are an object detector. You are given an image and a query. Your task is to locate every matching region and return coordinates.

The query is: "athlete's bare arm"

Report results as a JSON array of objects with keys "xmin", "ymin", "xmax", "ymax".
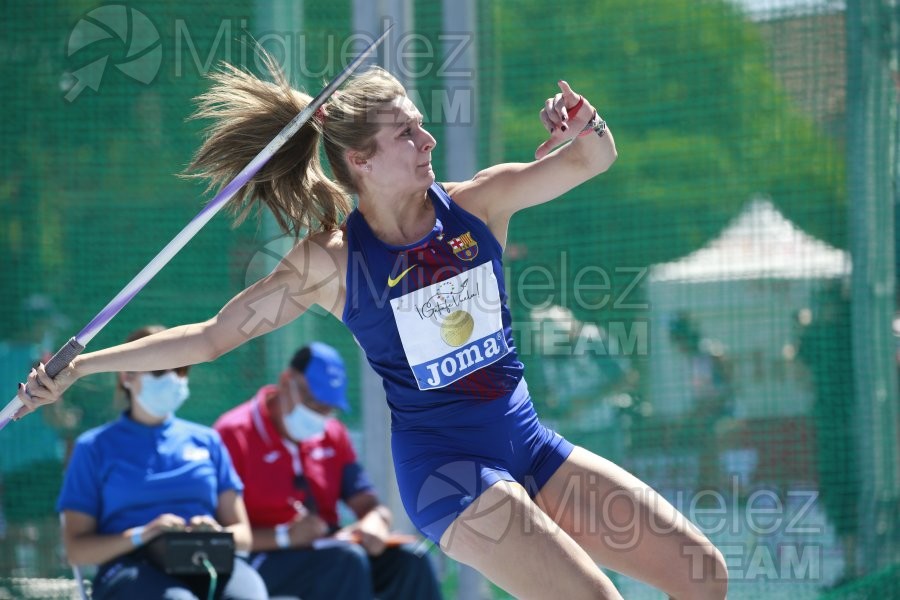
[
  {"xmin": 445, "ymin": 81, "xmax": 616, "ymax": 247},
  {"xmin": 16, "ymin": 231, "xmax": 347, "ymax": 417}
]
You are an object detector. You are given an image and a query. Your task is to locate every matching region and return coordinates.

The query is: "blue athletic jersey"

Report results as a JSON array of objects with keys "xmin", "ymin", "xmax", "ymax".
[
  {"xmin": 57, "ymin": 413, "xmax": 243, "ymax": 535},
  {"xmin": 343, "ymin": 183, "xmax": 524, "ymax": 428}
]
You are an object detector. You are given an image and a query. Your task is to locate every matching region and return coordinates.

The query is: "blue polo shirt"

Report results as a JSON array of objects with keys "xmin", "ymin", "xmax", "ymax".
[{"xmin": 57, "ymin": 413, "xmax": 243, "ymax": 535}]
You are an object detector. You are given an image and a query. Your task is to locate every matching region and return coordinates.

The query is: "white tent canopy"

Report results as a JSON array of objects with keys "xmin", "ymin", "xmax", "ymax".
[
  {"xmin": 646, "ymin": 198, "xmax": 850, "ymax": 419},
  {"xmin": 650, "ymin": 197, "xmax": 851, "ymax": 283}
]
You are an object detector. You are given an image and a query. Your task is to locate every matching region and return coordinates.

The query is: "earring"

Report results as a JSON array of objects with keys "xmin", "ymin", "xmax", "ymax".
[{"xmin": 363, "ymin": 164, "xmax": 372, "ymax": 172}]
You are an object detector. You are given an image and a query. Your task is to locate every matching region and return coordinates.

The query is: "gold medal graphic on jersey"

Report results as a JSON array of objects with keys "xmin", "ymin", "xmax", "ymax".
[{"xmin": 440, "ymin": 310, "xmax": 475, "ymax": 347}]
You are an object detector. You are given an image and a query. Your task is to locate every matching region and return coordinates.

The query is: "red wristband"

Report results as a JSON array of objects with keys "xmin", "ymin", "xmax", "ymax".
[{"xmin": 566, "ymin": 96, "xmax": 585, "ymax": 119}]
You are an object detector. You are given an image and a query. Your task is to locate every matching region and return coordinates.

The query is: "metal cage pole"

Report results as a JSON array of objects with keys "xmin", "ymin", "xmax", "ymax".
[{"xmin": 846, "ymin": 0, "xmax": 900, "ymax": 573}]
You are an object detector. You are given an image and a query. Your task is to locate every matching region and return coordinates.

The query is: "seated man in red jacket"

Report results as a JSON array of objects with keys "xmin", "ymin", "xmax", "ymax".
[{"xmin": 214, "ymin": 342, "xmax": 442, "ymax": 600}]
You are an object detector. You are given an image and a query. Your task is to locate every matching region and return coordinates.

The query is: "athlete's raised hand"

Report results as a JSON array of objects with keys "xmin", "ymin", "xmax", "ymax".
[{"xmin": 535, "ymin": 80, "xmax": 596, "ymax": 160}]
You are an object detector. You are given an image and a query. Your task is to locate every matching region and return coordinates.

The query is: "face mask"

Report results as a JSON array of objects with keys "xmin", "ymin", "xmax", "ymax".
[
  {"xmin": 283, "ymin": 378, "xmax": 331, "ymax": 441},
  {"xmin": 132, "ymin": 372, "xmax": 190, "ymax": 418},
  {"xmin": 283, "ymin": 402, "xmax": 330, "ymax": 442}
]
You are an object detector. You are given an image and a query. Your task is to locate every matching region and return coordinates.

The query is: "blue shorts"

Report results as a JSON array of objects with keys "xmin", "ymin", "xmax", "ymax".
[{"xmin": 391, "ymin": 378, "xmax": 575, "ymax": 544}]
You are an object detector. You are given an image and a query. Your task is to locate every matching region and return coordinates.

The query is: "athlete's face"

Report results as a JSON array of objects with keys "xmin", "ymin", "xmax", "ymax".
[{"xmin": 366, "ymin": 97, "xmax": 436, "ymax": 192}]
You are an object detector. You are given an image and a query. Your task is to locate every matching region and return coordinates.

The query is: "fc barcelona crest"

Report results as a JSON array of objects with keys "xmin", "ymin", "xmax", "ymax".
[{"xmin": 447, "ymin": 232, "xmax": 479, "ymax": 261}]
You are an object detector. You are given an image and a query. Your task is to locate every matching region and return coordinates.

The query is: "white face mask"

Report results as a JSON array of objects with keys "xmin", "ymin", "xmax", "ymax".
[
  {"xmin": 131, "ymin": 372, "xmax": 190, "ymax": 419},
  {"xmin": 283, "ymin": 378, "xmax": 331, "ymax": 441},
  {"xmin": 283, "ymin": 402, "xmax": 330, "ymax": 442}
]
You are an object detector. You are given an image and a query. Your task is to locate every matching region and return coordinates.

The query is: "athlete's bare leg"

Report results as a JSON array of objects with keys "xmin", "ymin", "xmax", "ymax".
[
  {"xmin": 536, "ymin": 446, "xmax": 728, "ymax": 600},
  {"xmin": 440, "ymin": 479, "xmax": 623, "ymax": 599}
]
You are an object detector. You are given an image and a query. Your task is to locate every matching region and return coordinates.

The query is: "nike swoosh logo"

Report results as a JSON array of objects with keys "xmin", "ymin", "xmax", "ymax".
[{"xmin": 387, "ymin": 265, "xmax": 417, "ymax": 288}]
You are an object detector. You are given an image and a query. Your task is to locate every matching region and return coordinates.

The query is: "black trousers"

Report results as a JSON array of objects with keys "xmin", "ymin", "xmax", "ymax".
[
  {"xmin": 250, "ymin": 543, "xmax": 443, "ymax": 600},
  {"xmin": 92, "ymin": 555, "xmax": 268, "ymax": 600}
]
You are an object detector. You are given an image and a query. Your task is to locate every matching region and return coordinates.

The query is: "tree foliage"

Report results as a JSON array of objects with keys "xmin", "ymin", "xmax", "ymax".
[{"xmin": 489, "ymin": 0, "xmax": 845, "ymax": 274}]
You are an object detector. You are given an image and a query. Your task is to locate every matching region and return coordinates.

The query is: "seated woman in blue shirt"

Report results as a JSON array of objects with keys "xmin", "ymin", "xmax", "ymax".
[{"xmin": 56, "ymin": 325, "xmax": 268, "ymax": 600}]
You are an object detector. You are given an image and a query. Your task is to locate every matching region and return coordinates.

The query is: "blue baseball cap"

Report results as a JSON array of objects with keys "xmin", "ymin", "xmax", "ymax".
[{"xmin": 290, "ymin": 342, "xmax": 349, "ymax": 411}]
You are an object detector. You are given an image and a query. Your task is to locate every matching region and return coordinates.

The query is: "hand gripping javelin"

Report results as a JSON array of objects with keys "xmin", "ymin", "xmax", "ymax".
[{"xmin": 0, "ymin": 26, "xmax": 392, "ymax": 430}]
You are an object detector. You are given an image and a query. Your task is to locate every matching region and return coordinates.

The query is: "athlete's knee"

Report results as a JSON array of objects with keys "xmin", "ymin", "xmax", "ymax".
[
  {"xmin": 674, "ymin": 544, "xmax": 728, "ymax": 600},
  {"xmin": 702, "ymin": 546, "xmax": 729, "ymax": 600}
]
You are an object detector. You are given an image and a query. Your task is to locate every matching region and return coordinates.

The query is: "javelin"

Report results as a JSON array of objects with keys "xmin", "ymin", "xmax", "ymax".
[{"xmin": 0, "ymin": 26, "xmax": 392, "ymax": 430}]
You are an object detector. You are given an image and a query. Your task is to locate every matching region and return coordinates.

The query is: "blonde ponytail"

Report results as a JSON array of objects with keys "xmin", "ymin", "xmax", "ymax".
[{"xmin": 184, "ymin": 50, "xmax": 407, "ymax": 236}]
